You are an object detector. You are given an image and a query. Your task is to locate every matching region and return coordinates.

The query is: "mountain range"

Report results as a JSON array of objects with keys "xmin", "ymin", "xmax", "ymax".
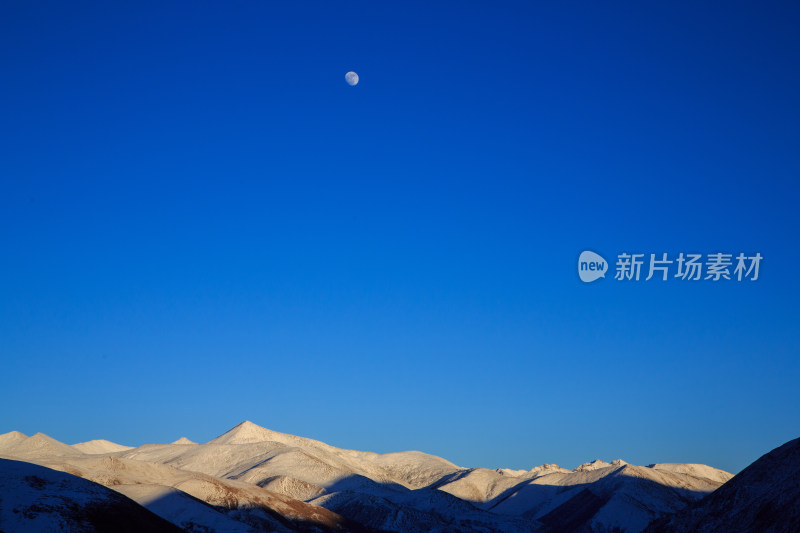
[{"xmin": 0, "ymin": 421, "xmax": 796, "ymax": 532}]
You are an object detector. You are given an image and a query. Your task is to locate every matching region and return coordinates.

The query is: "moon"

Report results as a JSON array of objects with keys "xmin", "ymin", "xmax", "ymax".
[{"xmin": 345, "ymin": 71, "xmax": 359, "ymax": 86}]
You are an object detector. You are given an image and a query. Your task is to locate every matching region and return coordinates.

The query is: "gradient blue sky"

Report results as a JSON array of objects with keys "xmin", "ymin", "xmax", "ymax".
[{"xmin": 1, "ymin": 1, "xmax": 798, "ymax": 474}]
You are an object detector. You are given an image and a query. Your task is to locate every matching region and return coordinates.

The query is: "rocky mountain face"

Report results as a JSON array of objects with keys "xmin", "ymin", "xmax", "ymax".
[{"xmin": 0, "ymin": 421, "xmax": 749, "ymax": 532}]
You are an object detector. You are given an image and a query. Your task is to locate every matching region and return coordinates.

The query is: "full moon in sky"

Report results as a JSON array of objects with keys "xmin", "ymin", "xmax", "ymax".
[{"xmin": 345, "ymin": 71, "xmax": 359, "ymax": 86}]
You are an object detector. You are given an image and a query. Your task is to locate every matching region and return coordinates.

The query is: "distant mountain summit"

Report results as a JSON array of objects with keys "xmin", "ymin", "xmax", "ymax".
[
  {"xmin": 0, "ymin": 430, "xmax": 27, "ymax": 448},
  {"xmin": 574, "ymin": 459, "xmax": 627, "ymax": 472},
  {"xmin": 2, "ymin": 432, "xmax": 83, "ymax": 459},
  {"xmin": 646, "ymin": 437, "xmax": 800, "ymax": 532},
  {"xmin": 208, "ymin": 420, "xmax": 287, "ymax": 445},
  {"xmin": 73, "ymin": 439, "xmax": 134, "ymax": 454}
]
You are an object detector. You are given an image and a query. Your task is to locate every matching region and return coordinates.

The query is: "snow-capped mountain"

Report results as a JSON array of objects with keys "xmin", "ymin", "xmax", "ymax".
[{"xmin": 0, "ymin": 421, "xmax": 748, "ymax": 532}]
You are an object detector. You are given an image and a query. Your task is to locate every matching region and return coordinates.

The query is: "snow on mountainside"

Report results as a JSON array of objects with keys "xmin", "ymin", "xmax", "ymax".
[
  {"xmin": 204, "ymin": 421, "xmax": 460, "ymax": 489},
  {"xmin": 4, "ymin": 452, "xmax": 366, "ymax": 532},
  {"xmin": 117, "ymin": 422, "xmax": 532, "ymax": 532},
  {"xmin": 496, "ymin": 468, "xmax": 529, "ymax": 477},
  {"xmin": 648, "ymin": 463, "xmax": 733, "ymax": 485},
  {"xmin": 484, "ymin": 461, "xmax": 729, "ymax": 532},
  {"xmin": 0, "ymin": 422, "xmax": 741, "ymax": 533},
  {"xmin": 645, "ymin": 437, "xmax": 800, "ymax": 533},
  {"xmin": 112, "ymin": 484, "xmax": 262, "ymax": 533},
  {"xmin": 0, "ymin": 458, "xmax": 183, "ymax": 533}
]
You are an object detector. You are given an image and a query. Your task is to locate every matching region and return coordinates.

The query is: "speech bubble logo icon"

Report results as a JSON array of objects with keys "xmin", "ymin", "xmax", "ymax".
[{"xmin": 578, "ymin": 251, "xmax": 607, "ymax": 283}]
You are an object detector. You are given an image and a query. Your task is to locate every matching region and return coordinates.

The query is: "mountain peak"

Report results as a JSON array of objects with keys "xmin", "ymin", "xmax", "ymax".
[
  {"xmin": 574, "ymin": 459, "xmax": 614, "ymax": 472},
  {"xmin": 72, "ymin": 439, "xmax": 134, "ymax": 454},
  {"xmin": 3, "ymin": 432, "xmax": 84, "ymax": 458},
  {"xmin": 0, "ymin": 430, "xmax": 28, "ymax": 449},
  {"xmin": 171, "ymin": 437, "xmax": 196, "ymax": 445},
  {"xmin": 208, "ymin": 421, "xmax": 279, "ymax": 445},
  {"xmin": 528, "ymin": 463, "xmax": 568, "ymax": 476}
]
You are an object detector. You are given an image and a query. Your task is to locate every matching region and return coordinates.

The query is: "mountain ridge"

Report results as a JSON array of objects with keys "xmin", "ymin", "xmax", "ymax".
[{"xmin": 0, "ymin": 422, "xmax": 742, "ymax": 532}]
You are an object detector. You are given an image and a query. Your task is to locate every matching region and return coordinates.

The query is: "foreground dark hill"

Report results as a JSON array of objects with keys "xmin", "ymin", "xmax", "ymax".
[
  {"xmin": 0, "ymin": 458, "xmax": 184, "ymax": 533},
  {"xmin": 646, "ymin": 437, "xmax": 800, "ymax": 533}
]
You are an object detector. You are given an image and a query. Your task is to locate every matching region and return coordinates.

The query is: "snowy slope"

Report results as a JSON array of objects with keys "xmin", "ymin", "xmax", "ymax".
[
  {"xmin": 21, "ymin": 454, "xmax": 363, "ymax": 533},
  {"xmin": 485, "ymin": 461, "xmax": 729, "ymax": 531},
  {"xmin": 112, "ymin": 484, "xmax": 259, "ymax": 533},
  {"xmin": 116, "ymin": 422, "xmax": 534, "ymax": 531},
  {"xmin": 113, "ymin": 422, "xmax": 731, "ymax": 532}
]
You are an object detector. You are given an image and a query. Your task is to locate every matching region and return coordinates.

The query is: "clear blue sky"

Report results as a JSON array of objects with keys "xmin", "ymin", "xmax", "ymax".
[{"xmin": 1, "ymin": 1, "xmax": 798, "ymax": 474}]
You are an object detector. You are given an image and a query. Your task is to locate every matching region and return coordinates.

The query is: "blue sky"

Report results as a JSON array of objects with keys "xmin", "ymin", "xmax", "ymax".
[{"xmin": 1, "ymin": 1, "xmax": 798, "ymax": 473}]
